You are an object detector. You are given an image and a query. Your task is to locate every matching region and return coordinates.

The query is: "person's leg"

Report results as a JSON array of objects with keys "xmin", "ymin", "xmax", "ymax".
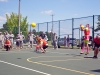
[
  {"xmin": 40, "ymin": 45, "xmax": 45, "ymax": 53},
  {"xmin": 6, "ymin": 45, "xmax": 8, "ymax": 51},
  {"xmin": 85, "ymin": 43, "xmax": 89, "ymax": 55},
  {"xmin": 30, "ymin": 41, "xmax": 33, "ymax": 49},
  {"xmin": 93, "ymin": 44, "xmax": 99, "ymax": 58},
  {"xmin": 0, "ymin": 41, "xmax": 2, "ymax": 49},
  {"xmin": 53, "ymin": 41, "xmax": 56, "ymax": 49},
  {"xmin": 18, "ymin": 41, "xmax": 20, "ymax": 50},
  {"xmin": 20, "ymin": 41, "xmax": 22, "ymax": 49},
  {"xmin": 43, "ymin": 45, "xmax": 48, "ymax": 52},
  {"xmin": 10, "ymin": 39, "xmax": 13, "ymax": 49},
  {"xmin": 67, "ymin": 41, "xmax": 70, "ymax": 48},
  {"xmin": 93, "ymin": 47, "xmax": 98, "ymax": 58},
  {"xmin": 55, "ymin": 41, "xmax": 58, "ymax": 49},
  {"xmin": 8, "ymin": 45, "xmax": 11, "ymax": 51},
  {"xmin": 2, "ymin": 41, "xmax": 4, "ymax": 49},
  {"xmin": 85, "ymin": 36, "xmax": 90, "ymax": 55},
  {"xmin": 80, "ymin": 41, "xmax": 85, "ymax": 54}
]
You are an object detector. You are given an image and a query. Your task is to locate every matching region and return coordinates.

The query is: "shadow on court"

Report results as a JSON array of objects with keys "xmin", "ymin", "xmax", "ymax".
[
  {"xmin": 90, "ymin": 69, "xmax": 100, "ymax": 73},
  {"xmin": 66, "ymin": 54, "xmax": 82, "ymax": 56}
]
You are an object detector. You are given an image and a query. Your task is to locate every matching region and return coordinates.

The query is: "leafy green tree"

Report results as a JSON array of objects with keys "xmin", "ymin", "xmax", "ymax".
[
  {"xmin": 94, "ymin": 15, "xmax": 100, "ymax": 32},
  {"xmin": 3, "ymin": 12, "xmax": 28, "ymax": 36},
  {"xmin": 45, "ymin": 31, "xmax": 51, "ymax": 41}
]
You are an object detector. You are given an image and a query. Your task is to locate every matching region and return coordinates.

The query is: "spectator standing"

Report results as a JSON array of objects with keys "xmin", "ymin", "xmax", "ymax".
[
  {"xmin": 9, "ymin": 31, "xmax": 14, "ymax": 49},
  {"xmin": 27, "ymin": 32, "xmax": 36, "ymax": 49},
  {"xmin": 52, "ymin": 33, "xmax": 58, "ymax": 49},
  {"xmin": 67, "ymin": 35, "xmax": 70, "ymax": 48},
  {"xmin": 40, "ymin": 31, "xmax": 46, "ymax": 39},
  {"xmin": 20, "ymin": 32, "xmax": 25, "ymax": 49},
  {"xmin": 64, "ymin": 36, "xmax": 67, "ymax": 47},
  {"xmin": 0, "ymin": 32, "xmax": 4, "ymax": 49}
]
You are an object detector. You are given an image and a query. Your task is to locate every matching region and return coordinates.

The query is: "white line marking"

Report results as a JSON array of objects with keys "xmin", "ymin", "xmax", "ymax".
[{"xmin": 0, "ymin": 60, "xmax": 51, "ymax": 75}]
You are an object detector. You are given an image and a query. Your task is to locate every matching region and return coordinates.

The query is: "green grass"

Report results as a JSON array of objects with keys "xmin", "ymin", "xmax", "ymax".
[{"xmin": 48, "ymin": 41, "xmax": 52, "ymax": 45}]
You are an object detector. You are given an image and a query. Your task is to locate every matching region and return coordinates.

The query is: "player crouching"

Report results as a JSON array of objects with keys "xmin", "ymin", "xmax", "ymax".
[
  {"xmin": 35, "ymin": 35, "xmax": 48, "ymax": 53},
  {"xmin": 4, "ymin": 37, "xmax": 11, "ymax": 51}
]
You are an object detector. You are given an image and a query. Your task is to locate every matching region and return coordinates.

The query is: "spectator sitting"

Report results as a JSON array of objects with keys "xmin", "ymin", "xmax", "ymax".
[{"xmin": 4, "ymin": 37, "xmax": 11, "ymax": 51}]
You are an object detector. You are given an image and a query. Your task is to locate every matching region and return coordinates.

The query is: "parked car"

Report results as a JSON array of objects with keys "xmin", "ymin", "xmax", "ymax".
[{"xmin": 58, "ymin": 38, "xmax": 77, "ymax": 48}]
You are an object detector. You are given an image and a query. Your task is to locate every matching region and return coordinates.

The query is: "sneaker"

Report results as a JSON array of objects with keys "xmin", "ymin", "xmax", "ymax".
[
  {"xmin": 80, "ymin": 52, "xmax": 84, "ymax": 54},
  {"xmin": 85, "ymin": 52, "xmax": 89, "ymax": 55},
  {"xmin": 93, "ymin": 56, "xmax": 98, "ymax": 59},
  {"xmin": 42, "ymin": 51, "xmax": 45, "ymax": 53}
]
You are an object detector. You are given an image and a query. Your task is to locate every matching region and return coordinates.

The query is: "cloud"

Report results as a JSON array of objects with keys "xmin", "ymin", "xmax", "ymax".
[
  {"xmin": 0, "ymin": 12, "xmax": 10, "ymax": 22},
  {"xmin": 41, "ymin": 10, "xmax": 53, "ymax": 15},
  {"xmin": 0, "ymin": 16, "xmax": 6, "ymax": 22},
  {"xmin": 0, "ymin": 0, "xmax": 8, "ymax": 2}
]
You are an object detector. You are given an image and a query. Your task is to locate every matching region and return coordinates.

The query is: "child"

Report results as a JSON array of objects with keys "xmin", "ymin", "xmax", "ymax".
[{"xmin": 4, "ymin": 38, "xmax": 11, "ymax": 51}]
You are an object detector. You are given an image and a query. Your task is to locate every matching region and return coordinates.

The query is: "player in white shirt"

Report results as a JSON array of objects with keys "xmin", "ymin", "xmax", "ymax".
[
  {"xmin": 9, "ymin": 31, "xmax": 14, "ymax": 49},
  {"xmin": 20, "ymin": 32, "xmax": 25, "ymax": 49},
  {"xmin": 27, "ymin": 32, "xmax": 36, "ymax": 49}
]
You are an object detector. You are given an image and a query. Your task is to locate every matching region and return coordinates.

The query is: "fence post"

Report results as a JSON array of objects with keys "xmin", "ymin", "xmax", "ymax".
[
  {"xmin": 92, "ymin": 15, "xmax": 95, "ymax": 39},
  {"xmin": 72, "ymin": 18, "xmax": 74, "ymax": 49},
  {"xmin": 59, "ymin": 20, "xmax": 60, "ymax": 38},
  {"xmin": 38, "ymin": 23, "xmax": 39, "ymax": 34},
  {"xmin": 47, "ymin": 22, "xmax": 48, "ymax": 33},
  {"xmin": 30, "ymin": 24, "xmax": 31, "ymax": 32}
]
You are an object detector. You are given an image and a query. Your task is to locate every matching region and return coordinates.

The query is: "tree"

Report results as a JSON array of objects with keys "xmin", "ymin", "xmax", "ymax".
[
  {"xmin": 94, "ymin": 15, "xmax": 100, "ymax": 32},
  {"xmin": 3, "ymin": 12, "xmax": 28, "ymax": 36},
  {"xmin": 45, "ymin": 31, "xmax": 51, "ymax": 41},
  {"xmin": 32, "ymin": 29, "xmax": 37, "ymax": 35}
]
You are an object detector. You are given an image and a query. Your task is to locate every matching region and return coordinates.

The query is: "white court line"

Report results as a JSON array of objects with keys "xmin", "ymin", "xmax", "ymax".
[{"xmin": 0, "ymin": 60, "xmax": 51, "ymax": 75}]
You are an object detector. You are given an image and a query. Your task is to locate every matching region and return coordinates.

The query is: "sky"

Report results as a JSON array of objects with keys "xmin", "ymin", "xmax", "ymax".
[{"xmin": 0, "ymin": 0, "xmax": 100, "ymax": 38}]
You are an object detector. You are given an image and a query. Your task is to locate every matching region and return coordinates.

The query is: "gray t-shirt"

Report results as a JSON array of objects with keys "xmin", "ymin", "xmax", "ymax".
[
  {"xmin": 28, "ymin": 34, "xmax": 36, "ymax": 41},
  {"xmin": 9, "ymin": 34, "xmax": 14, "ymax": 40}
]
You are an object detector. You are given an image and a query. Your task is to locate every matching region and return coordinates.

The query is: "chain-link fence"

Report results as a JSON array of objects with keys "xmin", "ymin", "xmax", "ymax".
[{"xmin": 28, "ymin": 15, "xmax": 100, "ymax": 48}]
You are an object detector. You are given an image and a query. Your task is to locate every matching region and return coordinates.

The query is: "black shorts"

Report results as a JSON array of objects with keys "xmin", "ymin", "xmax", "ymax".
[
  {"xmin": 43, "ymin": 45, "xmax": 48, "ymax": 49},
  {"xmin": 94, "ymin": 43, "xmax": 100, "ymax": 48}
]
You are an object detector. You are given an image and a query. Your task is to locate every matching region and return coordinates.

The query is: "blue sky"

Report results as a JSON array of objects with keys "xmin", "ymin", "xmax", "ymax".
[{"xmin": 0, "ymin": 0, "xmax": 100, "ymax": 38}]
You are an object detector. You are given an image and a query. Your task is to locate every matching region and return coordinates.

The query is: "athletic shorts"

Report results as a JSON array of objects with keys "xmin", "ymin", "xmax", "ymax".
[
  {"xmin": 43, "ymin": 45, "xmax": 48, "ymax": 49},
  {"xmin": 84, "ymin": 40, "xmax": 89, "ymax": 44},
  {"xmin": 94, "ymin": 43, "xmax": 100, "ymax": 48}
]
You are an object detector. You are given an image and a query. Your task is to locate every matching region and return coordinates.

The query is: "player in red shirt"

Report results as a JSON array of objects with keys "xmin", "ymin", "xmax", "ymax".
[
  {"xmin": 42, "ymin": 39, "xmax": 48, "ymax": 52},
  {"xmin": 93, "ymin": 34, "xmax": 100, "ymax": 58},
  {"xmin": 4, "ymin": 37, "xmax": 11, "ymax": 51}
]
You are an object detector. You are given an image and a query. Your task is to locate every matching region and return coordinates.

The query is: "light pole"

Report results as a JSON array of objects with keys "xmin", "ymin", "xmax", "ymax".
[
  {"xmin": 18, "ymin": 0, "xmax": 21, "ymax": 34},
  {"xmin": 51, "ymin": 14, "xmax": 54, "ymax": 32},
  {"xmin": 51, "ymin": 14, "xmax": 54, "ymax": 44}
]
